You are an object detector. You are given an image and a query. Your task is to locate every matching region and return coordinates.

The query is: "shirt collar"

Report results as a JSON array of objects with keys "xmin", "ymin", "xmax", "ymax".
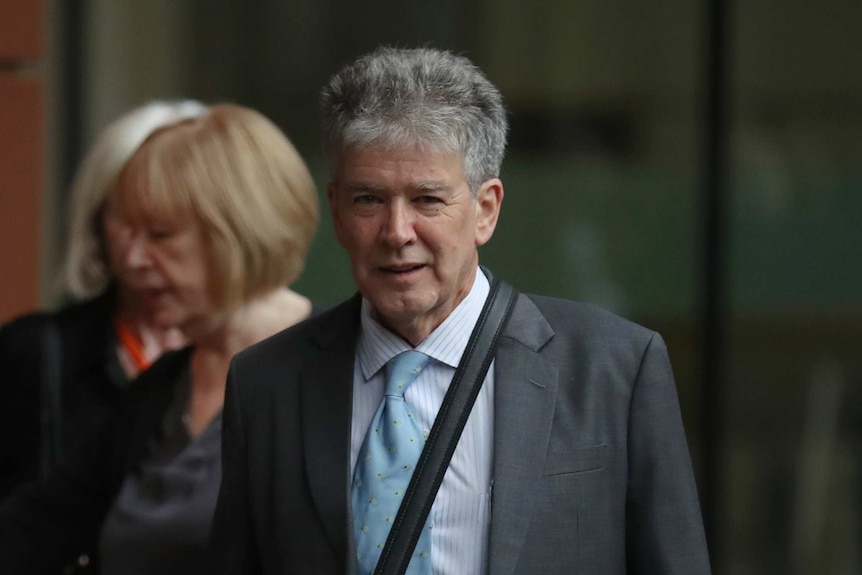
[{"xmin": 357, "ymin": 268, "xmax": 491, "ymax": 381}]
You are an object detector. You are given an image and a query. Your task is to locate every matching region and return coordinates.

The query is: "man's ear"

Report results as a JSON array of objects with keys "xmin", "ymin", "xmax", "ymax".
[{"xmin": 474, "ymin": 178, "xmax": 503, "ymax": 247}]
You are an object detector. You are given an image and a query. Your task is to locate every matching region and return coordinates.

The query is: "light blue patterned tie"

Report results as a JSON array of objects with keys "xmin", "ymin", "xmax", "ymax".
[{"xmin": 353, "ymin": 350, "xmax": 433, "ymax": 575}]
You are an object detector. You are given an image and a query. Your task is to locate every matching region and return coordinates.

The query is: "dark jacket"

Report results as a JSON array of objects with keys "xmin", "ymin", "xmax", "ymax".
[
  {"xmin": 0, "ymin": 347, "xmax": 194, "ymax": 573},
  {"xmin": 0, "ymin": 291, "xmax": 128, "ymax": 499},
  {"xmin": 0, "ymin": 301, "xmax": 323, "ymax": 573}
]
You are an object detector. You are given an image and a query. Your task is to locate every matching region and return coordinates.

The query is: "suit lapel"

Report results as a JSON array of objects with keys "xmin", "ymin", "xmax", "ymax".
[
  {"xmin": 294, "ymin": 296, "xmax": 361, "ymax": 563},
  {"xmin": 488, "ymin": 294, "xmax": 557, "ymax": 575}
]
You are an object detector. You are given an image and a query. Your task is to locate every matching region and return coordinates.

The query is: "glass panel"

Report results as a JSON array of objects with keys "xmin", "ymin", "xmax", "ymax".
[{"xmin": 726, "ymin": 0, "xmax": 862, "ymax": 572}]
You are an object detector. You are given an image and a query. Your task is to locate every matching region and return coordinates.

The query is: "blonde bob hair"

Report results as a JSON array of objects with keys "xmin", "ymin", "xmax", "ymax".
[
  {"xmin": 109, "ymin": 103, "xmax": 319, "ymax": 310},
  {"xmin": 64, "ymin": 100, "xmax": 208, "ymax": 299}
]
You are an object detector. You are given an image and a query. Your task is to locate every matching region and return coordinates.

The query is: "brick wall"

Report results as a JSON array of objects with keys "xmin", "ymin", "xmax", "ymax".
[{"xmin": 0, "ymin": 0, "xmax": 44, "ymax": 322}]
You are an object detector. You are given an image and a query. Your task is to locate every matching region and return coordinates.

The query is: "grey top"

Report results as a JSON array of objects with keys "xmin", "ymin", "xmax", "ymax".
[{"xmin": 99, "ymin": 369, "xmax": 223, "ymax": 575}]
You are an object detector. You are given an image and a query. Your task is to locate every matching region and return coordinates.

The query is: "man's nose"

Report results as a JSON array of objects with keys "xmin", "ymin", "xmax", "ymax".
[{"xmin": 381, "ymin": 201, "xmax": 416, "ymax": 247}]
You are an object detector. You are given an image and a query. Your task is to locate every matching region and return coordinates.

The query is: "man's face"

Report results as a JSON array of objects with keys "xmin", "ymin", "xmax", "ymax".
[{"xmin": 328, "ymin": 145, "xmax": 503, "ymax": 345}]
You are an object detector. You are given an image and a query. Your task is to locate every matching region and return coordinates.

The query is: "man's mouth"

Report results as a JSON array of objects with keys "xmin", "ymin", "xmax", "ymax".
[{"xmin": 381, "ymin": 263, "xmax": 425, "ymax": 274}]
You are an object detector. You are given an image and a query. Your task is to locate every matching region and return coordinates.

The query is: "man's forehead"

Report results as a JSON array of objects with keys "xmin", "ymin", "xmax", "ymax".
[
  {"xmin": 336, "ymin": 141, "xmax": 461, "ymax": 163},
  {"xmin": 332, "ymin": 144, "xmax": 466, "ymax": 183},
  {"xmin": 341, "ymin": 179, "xmax": 454, "ymax": 194}
]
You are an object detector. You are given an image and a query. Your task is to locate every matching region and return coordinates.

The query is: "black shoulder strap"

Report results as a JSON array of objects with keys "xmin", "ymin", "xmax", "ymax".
[
  {"xmin": 373, "ymin": 277, "xmax": 519, "ymax": 575},
  {"xmin": 39, "ymin": 315, "xmax": 64, "ymax": 478}
]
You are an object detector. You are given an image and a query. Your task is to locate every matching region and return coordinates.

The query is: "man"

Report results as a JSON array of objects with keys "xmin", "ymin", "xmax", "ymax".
[{"xmin": 209, "ymin": 46, "xmax": 711, "ymax": 574}]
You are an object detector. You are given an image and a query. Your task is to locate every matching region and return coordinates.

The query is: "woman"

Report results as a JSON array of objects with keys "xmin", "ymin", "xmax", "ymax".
[
  {"xmin": 0, "ymin": 103, "xmax": 319, "ymax": 574},
  {"xmin": 0, "ymin": 101, "xmax": 204, "ymax": 498}
]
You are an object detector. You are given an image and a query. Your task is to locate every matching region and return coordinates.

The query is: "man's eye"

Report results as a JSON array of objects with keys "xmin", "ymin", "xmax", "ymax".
[
  {"xmin": 416, "ymin": 196, "xmax": 442, "ymax": 205},
  {"xmin": 354, "ymin": 194, "xmax": 379, "ymax": 204}
]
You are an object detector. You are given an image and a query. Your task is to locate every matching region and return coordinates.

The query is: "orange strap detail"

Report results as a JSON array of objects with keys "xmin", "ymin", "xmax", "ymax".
[{"xmin": 114, "ymin": 316, "xmax": 151, "ymax": 372}]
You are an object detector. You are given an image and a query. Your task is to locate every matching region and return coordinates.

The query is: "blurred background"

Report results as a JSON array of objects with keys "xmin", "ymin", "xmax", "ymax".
[{"xmin": 1, "ymin": 1, "xmax": 859, "ymax": 573}]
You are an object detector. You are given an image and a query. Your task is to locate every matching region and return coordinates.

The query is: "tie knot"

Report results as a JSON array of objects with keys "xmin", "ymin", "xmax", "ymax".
[{"xmin": 384, "ymin": 350, "xmax": 431, "ymax": 397}]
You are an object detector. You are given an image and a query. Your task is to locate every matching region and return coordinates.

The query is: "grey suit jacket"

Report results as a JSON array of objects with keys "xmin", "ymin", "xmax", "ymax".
[{"xmin": 209, "ymin": 290, "xmax": 711, "ymax": 574}]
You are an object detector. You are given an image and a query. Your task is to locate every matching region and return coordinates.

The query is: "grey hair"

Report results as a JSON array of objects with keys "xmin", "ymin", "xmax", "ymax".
[
  {"xmin": 321, "ymin": 46, "xmax": 508, "ymax": 193},
  {"xmin": 63, "ymin": 100, "xmax": 208, "ymax": 299}
]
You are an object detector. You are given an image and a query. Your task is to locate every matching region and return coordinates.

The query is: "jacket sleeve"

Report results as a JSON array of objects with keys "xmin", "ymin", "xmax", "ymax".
[
  {"xmin": 207, "ymin": 359, "xmax": 264, "ymax": 575},
  {"xmin": 0, "ymin": 404, "xmax": 125, "ymax": 573},
  {"xmin": 0, "ymin": 315, "xmax": 49, "ymax": 499},
  {"xmin": 624, "ymin": 333, "xmax": 712, "ymax": 574}
]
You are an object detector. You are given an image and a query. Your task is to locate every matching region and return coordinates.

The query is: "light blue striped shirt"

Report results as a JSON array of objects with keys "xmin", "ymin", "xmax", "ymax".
[{"xmin": 351, "ymin": 268, "xmax": 494, "ymax": 575}]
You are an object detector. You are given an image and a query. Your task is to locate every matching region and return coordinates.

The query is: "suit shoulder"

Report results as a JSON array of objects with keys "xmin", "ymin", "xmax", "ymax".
[
  {"xmin": 525, "ymin": 293, "xmax": 658, "ymax": 344},
  {"xmin": 518, "ymin": 294, "xmax": 671, "ymax": 395}
]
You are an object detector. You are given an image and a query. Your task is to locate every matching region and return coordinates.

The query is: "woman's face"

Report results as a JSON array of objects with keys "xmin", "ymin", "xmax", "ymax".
[{"xmin": 103, "ymin": 203, "xmax": 216, "ymax": 334}]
